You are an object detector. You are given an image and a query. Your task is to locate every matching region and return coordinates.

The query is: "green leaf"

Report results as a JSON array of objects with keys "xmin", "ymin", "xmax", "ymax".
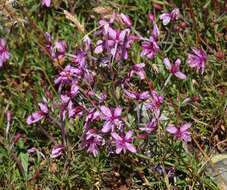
[{"xmin": 19, "ymin": 152, "xmax": 29, "ymax": 178}]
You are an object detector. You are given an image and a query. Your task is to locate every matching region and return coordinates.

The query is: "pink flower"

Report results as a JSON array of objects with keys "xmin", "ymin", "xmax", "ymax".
[
  {"xmin": 171, "ymin": 8, "xmax": 180, "ymax": 20},
  {"xmin": 141, "ymin": 36, "xmax": 160, "ymax": 59},
  {"xmin": 72, "ymin": 49, "xmax": 87, "ymax": 68},
  {"xmin": 60, "ymin": 93, "xmax": 83, "ymax": 120},
  {"xmin": 67, "ymin": 101, "xmax": 83, "ymax": 119},
  {"xmin": 95, "ymin": 27, "xmax": 135, "ymax": 60},
  {"xmin": 160, "ymin": 8, "xmax": 180, "ymax": 25},
  {"xmin": 41, "ymin": 0, "xmax": 51, "ymax": 7},
  {"xmin": 44, "ymin": 32, "xmax": 53, "ymax": 54},
  {"xmin": 128, "ymin": 63, "xmax": 146, "ymax": 80},
  {"xmin": 111, "ymin": 130, "xmax": 136, "ymax": 154},
  {"xmin": 163, "ymin": 58, "xmax": 186, "ymax": 80},
  {"xmin": 94, "ymin": 40, "xmax": 104, "ymax": 54},
  {"xmin": 54, "ymin": 65, "xmax": 81, "ymax": 85},
  {"xmin": 43, "ymin": 33, "xmax": 66, "ymax": 61},
  {"xmin": 152, "ymin": 23, "xmax": 160, "ymax": 40},
  {"xmin": 84, "ymin": 109, "xmax": 100, "ymax": 129},
  {"xmin": 83, "ymin": 35, "xmax": 91, "ymax": 51},
  {"xmin": 187, "ymin": 48, "xmax": 207, "ymax": 74},
  {"xmin": 70, "ymin": 82, "xmax": 79, "ymax": 96},
  {"xmin": 50, "ymin": 145, "xmax": 64, "ymax": 158},
  {"xmin": 53, "ymin": 40, "xmax": 67, "ymax": 61},
  {"xmin": 166, "ymin": 123, "xmax": 192, "ymax": 142},
  {"xmin": 98, "ymin": 19, "xmax": 115, "ymax": 36},
  {"xmin": 119, "ymin": 13, "xmax": 132, "ymax": 27},
  {"xmin": 26, "ymin": 100, "xmax": 48, "ymax": 125},
  {"xmin": 85, "ymin": 129, "xmax": 104, "ymax": 156},
  {"xmin": 140, "ymin": 118, "xmax": 157, "ymax": 134},
  {"xmin": 148, "ymin": 13, "xmax": 155, "ymax": 23},
  {"xmin": 124, "ymin": 89, "xmax": 150, "ymax": 101},
  {"xmin": 100, "ymin": 106, "xmax": 122, "ymax": 133},
  {"xmin": 0, "ymin": 38, "xmax": 10, "ymax": 67},
  {"xmin": 145, "ymin": 90, "xmax": 163, "ymax": 111}
]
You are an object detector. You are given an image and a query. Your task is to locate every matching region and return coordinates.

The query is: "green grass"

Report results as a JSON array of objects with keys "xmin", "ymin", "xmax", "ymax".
[{"xmin": 0, "ymin": 0, "xmax": 226, "ymax": 189}]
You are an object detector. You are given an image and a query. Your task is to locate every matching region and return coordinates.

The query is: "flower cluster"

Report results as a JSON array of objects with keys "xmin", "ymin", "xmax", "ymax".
[{"xmin": 25, "ymin": 7, "xmax": 208, "ymax": 158}]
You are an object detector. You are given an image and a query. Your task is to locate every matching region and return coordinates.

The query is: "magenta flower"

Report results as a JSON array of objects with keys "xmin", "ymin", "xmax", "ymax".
[
  {"xmin": 54, "ymin": 65, "xmax": 81, "ymax": 85},
  {"xmin": 111, "ymin": 130, "xmax": 136, "ymax": 154},
  {"xmin": 44, "ymin": 32, "xmax": 53, "ymax": 54},
  {"xmin": 95, "ymin": 27, "xmax": 135, "ymax": 60},
  {"xmin": 53, "ymin": 40, "xmax": 67, "ymax": 61},
  {"xmin": 124, "ymin": 89, "xmax": 150, "ymax": 101},
  {"xmin": 43, "ymin": 33, "xmax": 67, "ymax": 61},
  {"xmin": 60, "ymin": 94, "xmax": 71, "ymax": 105},
  {"xmin": 85, "ymin": 129, "xmax": 104, "ymax": 156},
  {"xmin": 83, "ymin": 69, "xmax": 95, "ymax": 85},
  {"xmin": 67, "ymin": 101, "xmax": 83, "ymax": 119},
  {"xmin": 166, "ymin": 123, "xmax": 192, "ymax": 142},
  {"xmin": 72, "ymin": 49, "xmax": 87, "ymax": 68},
  {"xmin": 145, "ymin": 90, "xmax": 163, "ymax": 117},
  {"xmin": 119, "ymin": 13, "xmax": 132, "ymax": 27},
  {"xmin": 70, "ymin": 82, "xmax": 79, "ymax": 96},
  {"xmin": 26, "ymin": 100, "xmax": 48, "ymax": 125},
  {"xmin": 187, "ymin": 48, "xmax": 207, "ymax": 74},
  {"xmin": 50, "ymin": 145, "xmax": 64, "ymax": 158},
  {"xmin": 83, "ymin": 35, "xmax": 91, "ymax": 51},
  {"xmin": 141, "ymin": 36, "xmax": 160, "ymax": 59},
  {"xmin": 160, "ymin": 8, "xmax": 180, "ymax": 25},
  {"xmin": 148, "ymin": 13, "xmax": 155, "ymax": 23},
  {"xmin": 0, "ymin": 38, "xmax": 10, "ymax": 67},
  {"xmin": 94, "ymin": 40, "xmax": 104, "ymax": 54},
  {"xmin": 100, "ymin": 106, "xmax": 122, "ymax": 133},
  {"xmin": 163, "ymin": 58, "xmax": 186, "ymax": 80},
  {"xmin": 128, "ymin": 63, "xmax": 146, "ymax": 80},
  {"xmin": 152, "ymin": 23, "xmax": 160, "ymax": 40},
  {"xmin": 84, "ymin": 109, "xmax": 100, "ymax": 129},
  {"xmin": 41, "ymin": 0, "xmax": 51, "ymax": 7},
  {"xmin": 59, "ymin": 83, "xmax": 79, "ymax": 117},
  {"xmin": 140, "ymin": 118, "xmax": 157, "ymax": 134}
]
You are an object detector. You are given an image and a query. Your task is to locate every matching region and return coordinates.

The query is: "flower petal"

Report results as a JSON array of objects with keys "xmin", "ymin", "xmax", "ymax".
[
  {"xmin": 174, "ymin": 71, "xmax": 186, "ymax": 80},
  {"xmin": 102, "ymin": 121, "xmax": 113, "ymax": 133},
  {"xmin": 116, "ymin": 147, "xmax": 123, "ymax": 154},
  {"xmin": 166, "ymin": 125, "xmax": 177, "ymax": 134},
  {"xmin": 94, "ymin": 40, "xmax": 103, "ymax": 54},
  {"xmin": 125, "ymin": 143, "xmax": 136, "ymax": 153},
  {"xmin": 125, "ymin": 130, "xmax": 133, "ymax": 140},
  {"xmin": 26, "ymin": 112, "xmax": 44, "ymax": 125},
  {"xmin": 114, "ymin": 106, "xmax": 122, "ymax": 117},
  {"xmin": 175, "ymin": 58, "xmax": 181, "ymax": 66},
  {"xmin": 180, "ymin": 123, "xmax": 192, "ymax": 132},
  {"xmin": 38, "ymin": 103, "xmax": 48, "ymax": 113},
  {"xmin": 160, "ymin": 13, "xmax": 171, "ymax": 25},
  {"xmin": 112, "ymin": 132, "xmax": 122, "ymax": 141},
  {"xmin": 100, "ymin": 106, "xmax": 112, "ymax": 118},
  {"xmin": 163, "ymin": 58, "xmax": 172, "ymax": 70}
]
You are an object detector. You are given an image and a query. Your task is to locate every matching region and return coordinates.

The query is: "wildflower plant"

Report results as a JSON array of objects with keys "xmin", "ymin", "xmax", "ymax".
[
  {"xmin": 1, "ymin": 0, "xmax": 225, "ymax": 189},
  {"xmin": 24, "ymin": 8, "xmax": 202, "ymax": 158}
]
